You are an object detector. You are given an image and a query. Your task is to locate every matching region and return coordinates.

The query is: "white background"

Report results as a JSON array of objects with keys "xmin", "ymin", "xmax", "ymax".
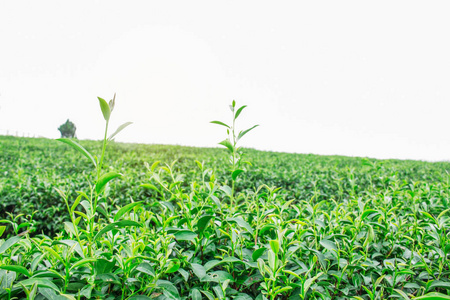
[{"xmin": 1, "ymin": 1, "xmax": 449, "ymax": 161}]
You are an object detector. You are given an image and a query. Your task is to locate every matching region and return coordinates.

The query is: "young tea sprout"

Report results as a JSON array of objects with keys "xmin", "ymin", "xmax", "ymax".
[{"xmin": 211, "ymin": 100, "xmax": 258, "ymax": 207}]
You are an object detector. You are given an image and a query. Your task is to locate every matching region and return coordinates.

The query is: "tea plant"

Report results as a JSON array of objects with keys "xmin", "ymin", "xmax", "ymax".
[{"xmin": 0, "ymin": 97, "xmax": 450, "ymax": 299}]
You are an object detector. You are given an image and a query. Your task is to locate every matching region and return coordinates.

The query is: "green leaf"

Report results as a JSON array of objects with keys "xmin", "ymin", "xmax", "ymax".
[
  {"xmin": 234, "ymin": 105, "xmax": 247, "ymax": 119},
  {"xmin": 98, "ymin": 97, "xmax": 111, "ymax": 121},
  {"xmin": 202, "ymin": 270, "xmax": 235, "ymax": 283},
  {"xmin": 394, "ymin": 289, "xmax": 411, "ymax": 300},
  {"xmin": 70, "ymin": 194, "xmax": 84, "ymax": 214},
  {"xmin": 227, "ymin": 217, "xmax": 254, "ymax": 235},
  {"xmin": 220, "ymin": 185, "xmax": 232, "ymax": 197},
  {"xmin": 191, "ymin": 263, "xmax": 206, "ymax": 280},
  {"xmin": 114, "ymin": 201, "xmax": 143, "ymax": 221},
  {"xmin": 16, "ymin": 278, "xmax": 59, "ymax": 292},
  {"xmin": 0, "ymin": 265, "xmax": 31, "ymax": 277},
  {"xmin": 414, "ymin": 292, "xmax": 450, "ymax": 300},
  {"xmin": 53, "ymin": 240, "xmax": 84, "ymax": 258},
  {"xmin": 269, "ymin": 240, "xmax": 280, "ymax": 255},
  {"xmin": 69, "ymin": 258, "xmax": 96, "ymax": 271},
  {"xmin": 156, "ymin": 280, "xmax": 180, "ymax": 300},
  {"xmin": 178, "ymin": 268, "xmax": 189, "ymax": 282},
  {"xmin": 109, "ymin": 93, "xmax": 116, "ymax": 112},
  {"xmin": 232, "ymin": 169, "xmax": 244, "ymax": 181},
  {"xmin": 268, "ymin": 249, "xmax": 276, "ymax": 271},
  {"xmin": 173, "ymin": 230, "xmax": 197, "ymax": 241},
  {"xmin": 273, "ymin": 286, "xmax": 292, "ymax": 295},
  {"xmin": 201, "ymin": 290, "xmax": 216, "ymax": 300},
  {"xmin": 204, "ymin": 257, "xmax": 244, "ymax": 271},
  {"xmin": 196, "ymin": 215, "xmax": 214, "ymax": 234},
  {"xmin": 95, "ymin": 172, "xmax": 122, "ymax": 194},
  {"xmin": 320, "ymin": 239, "xmax": 337, "ymax": 252},
  {"xmin": 140, "ymin": 183, "xmax": 160, "ymax": 193},
  {"xmin": 429, "ymin": 281, "xmax": 450, "ymax": 291},
  {"xmin": 237, "ymin": 125, "xmax": 259, "ymax": 141},
  {"xmin": 136, "ymin": 262, "xmax": 155, "ymax": 277},
  {"xmin": 0, "ymin": 226, "xmax": 5, "ymax": 237},
  {"xmin": 304, "ymin": 272, "xmax": 323, "ymax": 296},
  {"xmin": 108, "ymin": 122, "xmax": 133, "ymax": 141},
  {"xmin": 210, "ymin": 121, "xmax": 230, "ymax": 128},
  {"xmin": 79, "ymin": 285, "xmax": 94, "ymax": 299},
  {"xmin": 128, "ymin": 296, "xmax": 152, "ymax": 300},
  {"xmin": 397, "ymin": 269, "xmax": 416, "ymax": 276},
  {"xmin": 234, "ymin": 293, "xmax": 254, "ymax": 300},
  {"xmin": 93, "ymin": 220, "xmax": 142, "ymax": 242},
  {"xmin": 42, "ymin": 246, "xmax": 65, "ymax": 265},
  {"xmin": 252, "ymin": 248, "xmax": 266, "ymax": 261},
  {"xmin": 165, "ymin": 259, "xmax": 181, "ymax": 273},
  {"xmin": 219, "ymin": 139, "xmax": 234, "ymax": 153},
  {"xmin": 57, "ymin": 138, "xmax": 96, "ymax": 168},
  {"xmin": 0, "ymin": 236, "xmax": 21, "ymax": 254},
  {"xmin": 190, "ymin": 288, "xmax": 202, "ymax": 300},
  {"xmin": 361, "ymin": 209, "xmax": 378, "ymax": 220},
  {"xmin": 94, "ymin": 258, "xmax": 116, "ymax": 274}
]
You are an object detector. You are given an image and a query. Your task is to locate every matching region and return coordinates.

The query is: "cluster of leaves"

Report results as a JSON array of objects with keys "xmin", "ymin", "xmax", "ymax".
[{"xmin": 0, "ymin": 98, "xmax": 450, "ymax": 299}]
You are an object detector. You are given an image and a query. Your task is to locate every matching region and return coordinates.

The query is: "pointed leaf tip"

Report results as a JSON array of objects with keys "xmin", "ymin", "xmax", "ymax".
[
  {"xmin": 108, "ymin": 122, "xmax": 133, "ymax": 141},
  {"xmin": 98, "ymin": 97, "xmax": 111, "ymax": 121},
  {"xmin": 57, "ymin": 138, "xmax": 97, "ymax": 168},
  {"xmin": 210, "ymin": 121, "xmax": 230, "ymax": 128},
  {"xmin": 234, "ymin": 105, "xmax": 247, "ymax": 119}
]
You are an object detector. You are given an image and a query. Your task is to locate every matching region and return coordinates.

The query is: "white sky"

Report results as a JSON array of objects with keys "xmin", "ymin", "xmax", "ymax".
[{"xmin": 1, "ymin": 1, "xmax": 449, "ymax": 161}]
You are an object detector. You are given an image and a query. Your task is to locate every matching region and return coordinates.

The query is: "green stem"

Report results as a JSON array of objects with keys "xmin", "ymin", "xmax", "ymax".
[{"xmin": 97, "ymin": 120, "xmax": 109, "ymax": 181}]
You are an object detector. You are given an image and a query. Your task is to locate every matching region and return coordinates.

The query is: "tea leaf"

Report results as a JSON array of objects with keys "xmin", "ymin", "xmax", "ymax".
[
  {"xmin": 0, "ymin": 265, "xmax": 31, "ymax": 277},
  {"xmin": 98, "ymin": 97, "xmax": 111, "ymax": 121},
  {"xmin": 0, "ymin": 236, "xmax": 21, "ymax": 254},
  {"xmin": 269, "ymin": 240, "xmax": 280, "ymax": 255},
  {"xmin": 219, "ymin": 139, "xmax": 234, "ymax": 153},
  {"xmin": 156, "ymin": 280, "xmax": 180, "ymax": 300},
  {"xmin": 190, "ymin": 263, "xmax": 206, "ymax": 280},
  {"xmin": 237, "ymin": 125, "xmax": 259, "ymax": 141},
  {"xmin": 93, "ymin": 220, "xmax": 142, "ymax": 242},
  {"xmin": 210, "ymin": 121, "xmax": 230, "ymax": 128},
  {"xmin": 16, "ymin": 278, "xmax": 59, "ymax": 292},
  {"xmin": 57, "ymin": 138, "xmax": 97, "ymax": 168},
  {"xmin": 95, "ymin": 171, "xmax": 122, "ymax": 194},
  {"xmin": 108, "ymin": 122, "xmax": 133, "ymax": 141},
  {"xmin": 320, "ymin": 239, "xmax": 337, "ymax": 252},
  {"xmin": 227, "ymin": 217, "xmax": 254, "ymax": 235},
  {"xmin": 165, "ymin": 259, "xmax": 181, "ymax": 273},
  {"xmin": 174, "ymin": 230, "xmax": 197, "ymax": 241},
  {"xmin": 69, "ymin": 258, "xmax": 96, "ymax": 271},
  {"xmin": 235, "ymin": 105, "xmax": 247, "ymax": 119},
  {"xmin": 196, "ymin": 215, "xmax": 214, "ymax": 234},
  {"xmin": 114, "ymin": 201, "xmax": 143, "ymax": 221},
  {"xmin": 232, "ymin": 169, "xmax": 244, "ymax": 180},
  {"xmin": 414, "ymin": 293, "xmax": 450, "ymax": 300}
]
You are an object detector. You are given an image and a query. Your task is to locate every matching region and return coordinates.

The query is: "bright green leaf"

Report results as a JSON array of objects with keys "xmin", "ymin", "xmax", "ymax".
[
  {"xmin": 95, "ymin": 171, "xmax": 122, "ymax": 194},
  {"xmin": 98, "ymin": 97, "xmax": 111, "ymax": 121},
  {"xmin": 108, "ymin": 122, "xmax": 133, "ymax": 141},
  {"xmin": 114, "ymin": 201, "xmax": 143, "ymax": 221},
  {"xmin": 57, "ymin": 138, "xmax": 96, "ymax": 168}
]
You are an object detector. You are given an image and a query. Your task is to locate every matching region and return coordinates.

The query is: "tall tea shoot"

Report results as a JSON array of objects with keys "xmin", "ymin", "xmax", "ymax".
[
  {"xmin": 211, "ymin": 100, "xmax": 258, "ymax": 206},
  {"xmin": 56, "ymin": 94, "xmax": 132, "ymax": 255}
]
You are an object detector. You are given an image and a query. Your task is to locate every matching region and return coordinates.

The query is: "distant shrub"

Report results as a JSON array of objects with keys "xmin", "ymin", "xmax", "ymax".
[{"xmin": 58, "ymin": 119, "xmax": 76, "ymax": 138}]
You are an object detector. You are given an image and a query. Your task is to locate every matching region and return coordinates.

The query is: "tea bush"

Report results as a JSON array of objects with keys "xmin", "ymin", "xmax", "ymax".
[{"xmin": 0, "ymin": 97, "xmax": 449, "ymax": 299}]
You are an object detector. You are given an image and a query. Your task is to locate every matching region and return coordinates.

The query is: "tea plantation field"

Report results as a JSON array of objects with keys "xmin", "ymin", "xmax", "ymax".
[{"xmin": 1, "ymin": 135, "xmax": 450, "ymax": 299}]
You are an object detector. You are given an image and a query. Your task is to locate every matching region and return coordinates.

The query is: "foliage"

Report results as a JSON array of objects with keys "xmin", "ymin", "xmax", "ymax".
[
  {"xmin": 0, "ymin": 98, "xmax": 449, "ymax": 299},
  {"xmin": 58, "ymin": 119, "xmax": 77, "ymax": 138}
]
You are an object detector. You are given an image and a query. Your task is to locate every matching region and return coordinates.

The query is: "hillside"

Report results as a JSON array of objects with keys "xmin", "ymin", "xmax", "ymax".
[{"xmin": 1, "ymin": 135, "xmax": 450, "ymax": 299}]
